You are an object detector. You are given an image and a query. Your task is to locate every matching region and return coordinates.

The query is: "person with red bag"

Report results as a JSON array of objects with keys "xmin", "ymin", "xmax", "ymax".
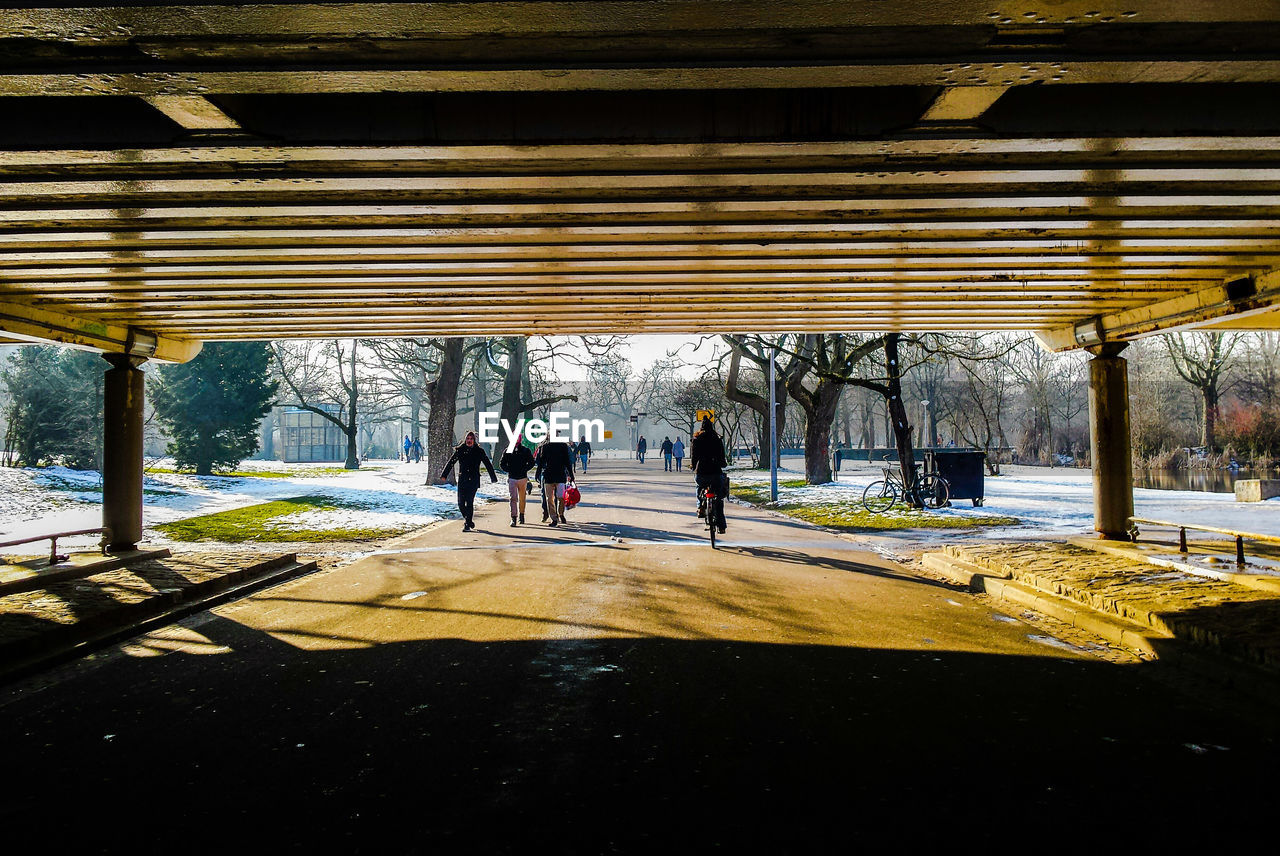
[{"xmin": 535, "ymin": 437, "xmax": 575, "ymax": 527}]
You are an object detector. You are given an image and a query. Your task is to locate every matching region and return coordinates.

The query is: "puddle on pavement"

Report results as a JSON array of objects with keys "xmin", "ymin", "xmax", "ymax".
[{"xmin": 1026, "ymin": 633, "xmax": 1088, "ymax": 653}]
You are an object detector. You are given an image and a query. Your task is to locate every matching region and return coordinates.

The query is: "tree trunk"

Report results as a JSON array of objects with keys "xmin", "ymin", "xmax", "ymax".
[
  {"xmin": 344, "ymin": 342, "xmax": 360, "ymax": 469},
  {"xmin": 407, "ymin": 389, "xmax": 422, "ymax": 444},
  {"xmin": 884, "ymin": 333, "xmax": 920, "ymax": 506},
  {"xmin": 427, "ymin": 338, "xmax": 465, "ymax": 484},
  {"xmin": 473, "ymin": 355, "xmax": 486, "ymax": 436},
  {"xmin": 802, "ymin": 390, "xmax": 841, "ymax": 484},
  {"xmin": 1203, "ymin": 383, "xmax": 1219, "ymax": 450},
  {"xmin": 499, "ymin": 336, "xmax": 526, "ymax": 451},
  {"xmin": 724, "ymin": 346, "xmax": 786, "ymax": 469}
]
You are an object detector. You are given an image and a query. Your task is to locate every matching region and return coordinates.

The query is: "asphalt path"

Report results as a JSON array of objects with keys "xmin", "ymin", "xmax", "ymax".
[{"xmin": 2, "ymin": 460, "xmax": 1276, "ymax": 851}]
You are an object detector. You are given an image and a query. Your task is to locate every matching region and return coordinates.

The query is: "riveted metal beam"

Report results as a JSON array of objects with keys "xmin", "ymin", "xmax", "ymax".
[
  {"xmin": 0, "ymin": 300, "xmax": 201, "ymax": 363},
  {"xmin": 1035, "ymin": 268, "xmax": 1280, "ymax": 350}
]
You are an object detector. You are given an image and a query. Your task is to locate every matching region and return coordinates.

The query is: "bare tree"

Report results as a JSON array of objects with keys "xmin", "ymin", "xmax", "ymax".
[
  {"xmin": 721, "ymin": 335, "xmax": 792, "ymax": 469},
  {"xmin": 1162, "ymin": 331, "xmax": 1243, "ymax": 450},
  {"xmin": 271, "ymin": 340, "xmax": 365, "ymax": 469}
]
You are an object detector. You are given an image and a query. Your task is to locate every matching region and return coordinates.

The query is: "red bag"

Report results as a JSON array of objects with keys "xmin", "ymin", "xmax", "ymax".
[{"xmin": 563, "ymin": 483, "xmax": 581, "ymax": 508}]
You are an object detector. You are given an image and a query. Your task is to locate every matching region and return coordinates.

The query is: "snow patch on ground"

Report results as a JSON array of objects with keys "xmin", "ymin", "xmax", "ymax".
[
  {"xmin": 729, "ymin": 461, "xmax": 1280, "ymax": 539},
  {"xmin": 0, "ymin": 458, "xmax": 509, "ymax": 554}
]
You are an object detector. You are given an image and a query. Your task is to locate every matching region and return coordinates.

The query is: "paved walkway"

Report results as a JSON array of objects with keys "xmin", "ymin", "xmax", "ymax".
[{"xmin": 2, "ymin": 461, "xmax": 1277, "ymax": 850}]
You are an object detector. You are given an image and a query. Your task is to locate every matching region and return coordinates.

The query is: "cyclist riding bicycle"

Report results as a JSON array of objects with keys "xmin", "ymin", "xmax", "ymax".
[{"xmin": 690, "ymin": 416, "xmax": 729, "ymax": 534}]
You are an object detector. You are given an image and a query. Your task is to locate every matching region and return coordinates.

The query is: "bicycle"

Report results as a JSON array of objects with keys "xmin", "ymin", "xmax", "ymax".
[
  {"xmin": 861, "ymin": 464, "xmax": 950, "ymax": 512},
  {"xmin": 698, "ymin": 479, "xmax": 727, "ymax": 548}
]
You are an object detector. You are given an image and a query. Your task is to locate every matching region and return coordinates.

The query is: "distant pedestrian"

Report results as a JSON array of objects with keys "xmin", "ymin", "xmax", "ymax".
[
  {"xmin": 673, "ymin": 436, "xmax": 685, "ymax": 472},
  {"xmin": 577, "ymin": 438, "xmax": 592, "ymax": 472},
  {"xmin": 439, "ymin": 430, "xmax": 497, "ymax": 532},
  {"xmin": 403, "ymin": 434, "xmax": 412, "ymax": 462},
  {"xmin": 411, "ymin": 437, "xmax": 422, "ymax": 463},
  {"xmin": 637, "ymin": 436, "xmax": 647, "ymax": 463},
  {"xmin": 536, "ymin": 437, "xmax": 575, "ymax": 527},
  {"xmin": 499, "ymin": 434, "xmax": 535, "ymax": 526},
  {"xmin": 661, "ymin": 436, "xmax": 674, "ymax": 471}
]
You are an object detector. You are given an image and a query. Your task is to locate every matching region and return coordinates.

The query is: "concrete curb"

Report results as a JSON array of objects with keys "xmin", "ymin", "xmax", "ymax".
[
  {"xmin": 0, "ymin": 554, "xmax": 318, "ymax": 684},
  {"xmin": 922, "ymin": 549, "xmax": 1280, "ymax": 706},
  {"xmin": 922, "ymin": 552, "xmax": 1167, "ymax": 657},
  {"xmin": 1068, "ymin": 535, "xmax": 1280, "ymax": 595},
  {"xmin": 0, "ymin": 548, "xmax": 172, "ymax": 596}
]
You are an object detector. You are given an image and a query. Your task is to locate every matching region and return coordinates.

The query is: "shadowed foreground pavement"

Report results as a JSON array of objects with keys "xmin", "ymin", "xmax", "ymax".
[{"xmin": 2, "ymin": 460, "xmax": 1276, "ymax": 851}]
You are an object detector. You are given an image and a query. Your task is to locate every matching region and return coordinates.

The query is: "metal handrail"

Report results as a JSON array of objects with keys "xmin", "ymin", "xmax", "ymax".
[
  {"xmin": 0, "ymin": 527, "xmax": 112, "ymax": 565},
  {"xmin": 1128, "ymin": 516, "xmax": 1280, "ymax": 566}
]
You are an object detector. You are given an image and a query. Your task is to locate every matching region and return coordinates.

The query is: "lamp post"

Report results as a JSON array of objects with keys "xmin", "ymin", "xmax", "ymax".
[
  {"xmin": 920, "ymin": 399, "xmax": 931, "ymax": 447},
  {"xmin": 770, "ymin": 346, "xmax": 779, "ymax": 502}
]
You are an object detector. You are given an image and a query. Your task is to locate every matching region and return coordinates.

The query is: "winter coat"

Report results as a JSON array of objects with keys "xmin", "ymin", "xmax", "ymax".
[
  {"xmin": 690, "ymin": 429, "xmax": 727, "ymax": 474},
  {"xmin": 672, "ymin": 440, "xmax": 685, "ymax": 458},
  {"xmin": 661, "ymin": 439, "xmax": 674, "ymax": 455},
  {"xmin": 440, "ymin": 443, "xmax": 497, "ymax": 485},
  {"xmin": 535, "ymin": 441, "xmax": 575, "ymax": 484},
  {"xmin": 499, "ymin": 445, "xmax": 535, "ymax": 480}
]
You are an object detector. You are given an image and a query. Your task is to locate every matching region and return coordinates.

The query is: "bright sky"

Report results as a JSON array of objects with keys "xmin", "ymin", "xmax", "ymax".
[{"xmin": 547, "ymin": 334, "xmax": 723, "ymax": 379}]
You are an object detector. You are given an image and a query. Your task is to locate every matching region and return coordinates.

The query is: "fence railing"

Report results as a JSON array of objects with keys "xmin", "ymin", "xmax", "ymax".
[
  {"xmin": 0, "ymin": 528, "xmax": 112, "ymax": 566},
  {"xmin": 1129, "ymin": 516, "xmax": 1280, "ymax": 566}
]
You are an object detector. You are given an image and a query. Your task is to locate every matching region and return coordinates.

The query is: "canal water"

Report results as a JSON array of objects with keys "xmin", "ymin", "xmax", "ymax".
[{"xmin": 1133, "ymin": 468, "xmax": 1268, "ymax": 493}]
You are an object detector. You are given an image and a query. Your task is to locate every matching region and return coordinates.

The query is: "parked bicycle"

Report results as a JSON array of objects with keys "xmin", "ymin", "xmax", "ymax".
[{"xmin": 861, "ymin": 464, "xmax": 950, "ymax": 512}]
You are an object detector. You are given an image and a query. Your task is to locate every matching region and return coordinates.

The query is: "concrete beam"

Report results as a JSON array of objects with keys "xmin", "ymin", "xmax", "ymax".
[
  {"xmin": 917, "ymin": 86, "xmax": 1012, "ymax": 124},
  {"xmin": 143, "ymin": 96, "xmax": 242, "ymax": 132},
  {"xmin": 0, "ymin": 300, "xmax": 202, "ymax": 363},
  {"xmin": 1034, "ymin": 268, "xmax": 1280, "ymax": 350}
]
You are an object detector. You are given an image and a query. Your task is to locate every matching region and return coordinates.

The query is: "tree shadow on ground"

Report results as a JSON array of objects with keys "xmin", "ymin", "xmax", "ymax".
[{"xmin": 4, "ymin": 614, "xmax": 1278, "ymax": 853}]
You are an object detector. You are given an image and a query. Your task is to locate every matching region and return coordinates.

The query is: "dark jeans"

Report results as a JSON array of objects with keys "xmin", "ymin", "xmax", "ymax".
[
  {"xmin": 458, "ymin": 479, "xmax": 479, "ymax": 524},
  {"xmin": 696, "ymin": 471, "xmax": 728, "ymax": 527}
]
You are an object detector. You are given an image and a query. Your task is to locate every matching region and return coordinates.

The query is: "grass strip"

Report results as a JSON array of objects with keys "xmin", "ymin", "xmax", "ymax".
[
  {"xmin": 731, "ymin": 483, "xmax": 1019, "ymax": 532},
  {"xmin": 154, "ymin": 494, "xmax": 413, "ymax": 542}
]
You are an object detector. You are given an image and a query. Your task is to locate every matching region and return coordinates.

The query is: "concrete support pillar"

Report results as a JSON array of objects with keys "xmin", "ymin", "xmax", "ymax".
[
  {"xmin": 102, "ymin": 354, "xmax": 147, "ymax": 551},
  {"xmin": 1087, "ymin": 343, "xmax": 1134, "ymax": 540}
]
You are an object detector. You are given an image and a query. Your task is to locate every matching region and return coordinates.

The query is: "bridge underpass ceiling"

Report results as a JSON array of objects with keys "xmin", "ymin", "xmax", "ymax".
[{"xmin": 3, "ymin": 2, "xmax": 1280, "ymax": 357}]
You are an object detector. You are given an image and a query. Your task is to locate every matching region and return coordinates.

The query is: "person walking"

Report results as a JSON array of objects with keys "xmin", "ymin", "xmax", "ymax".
[
  {"xmin": 691, "ymin": 417, "xmax": 729, "ymax": 534},
  {"xmin": 439, "ymin": 430, "xmax": 497, "ymax": 531},
  {"xmin": 403, "ymin": 434, "xmax": 412, "ymax": 462},
  {"xmin": 637, "ymin": 435, "xmax": 647, "ymax": 463},
  {"xmin": 660, "ymin": 436, "xmax": 674, "ymax": 471},
  {"xmin": 673, "ymin": 436, "xmax": 685, "ymax": 472},
  {"xmin": 411, "ymin": 436, "xmax": 422, "ymax": 463},
  {"xmin": 499, "ymin": 434, "xmax": 535, "ymax": 526},
  {"xmin": 535, "ymin": 437, "xmax": 575, "ymax": 527},
  {"xmin": 577, "ymin": 438, "xmax": 592, "ymax": 472}
]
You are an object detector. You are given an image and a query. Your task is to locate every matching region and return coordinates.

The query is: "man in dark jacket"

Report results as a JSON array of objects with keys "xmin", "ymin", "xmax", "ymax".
[
  {"xmin": 499, "ymin": 437, "xmax": 536, "ymax": 526},
  {"xmin": 535, "ymin": 439, "xmax": 575, "ymax": 526},
  {"xmin": 690, "ymin": 418, "xmax": 729, "ymax": 534},
  {"xmin": 660, "ymin": 436, "xmax": 674, "ymax": 471},
  {"xmin": 439, "ymin": 430, "xmax": 498, "ymax": 531}
]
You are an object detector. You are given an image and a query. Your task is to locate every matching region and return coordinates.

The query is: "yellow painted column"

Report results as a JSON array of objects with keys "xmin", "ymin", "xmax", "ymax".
[
  {"xmin": 1087, "ymin": 343, "xmax": 1134, "ymax": 540},
  {"xmin": 102, "ymin": 354, "xmax": 147, "ymax": 551}
]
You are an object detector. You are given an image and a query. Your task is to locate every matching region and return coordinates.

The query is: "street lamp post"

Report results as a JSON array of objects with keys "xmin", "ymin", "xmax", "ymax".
[{"xmin": 770, "ymin": 346, "xmax": 779, "ymax": 503}]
